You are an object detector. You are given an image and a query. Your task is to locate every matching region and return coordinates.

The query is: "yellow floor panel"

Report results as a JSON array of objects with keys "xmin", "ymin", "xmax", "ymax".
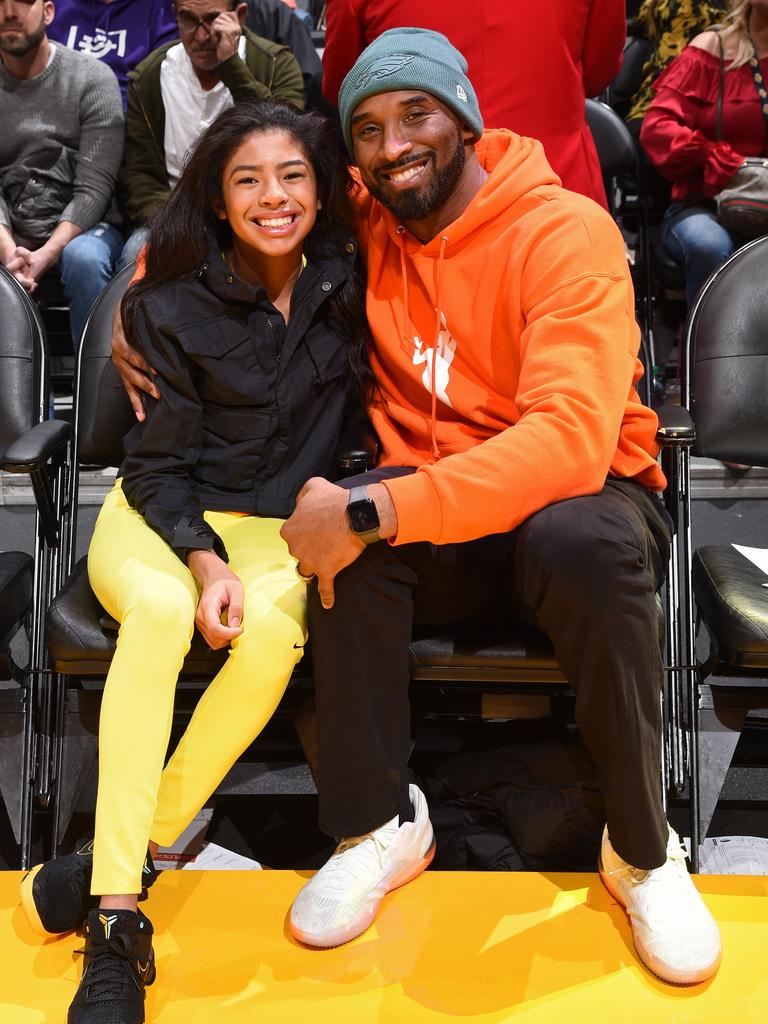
[{"xmin": 2, "ymin": 869, "xmax": 766, "ymax": 1023}]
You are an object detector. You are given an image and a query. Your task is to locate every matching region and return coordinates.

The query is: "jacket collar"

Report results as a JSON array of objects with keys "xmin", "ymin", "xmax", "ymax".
[{"xmin": 198, "ymin": 229, "xmax": 358, "ymax": 311}]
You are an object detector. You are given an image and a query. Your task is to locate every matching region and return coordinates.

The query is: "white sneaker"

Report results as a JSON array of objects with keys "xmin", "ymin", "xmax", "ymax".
[
  {"xmin": 290, "ymin": 783, "xmax": 435, "ymax": 948},
  {"xmin": 599, "ymin": 824, "xmax": 722, "ymax": 984}
]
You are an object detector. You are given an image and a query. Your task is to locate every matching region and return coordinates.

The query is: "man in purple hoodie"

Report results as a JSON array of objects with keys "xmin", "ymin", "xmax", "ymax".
[{"xmin": 47, "ymin": 0, "xmax": 178, "ymax": 107}]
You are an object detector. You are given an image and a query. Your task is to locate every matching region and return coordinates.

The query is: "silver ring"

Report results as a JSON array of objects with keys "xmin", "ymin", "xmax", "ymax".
[{"xmin": 295, "ymin": 564, "xmax": 316, "ymax": 583}]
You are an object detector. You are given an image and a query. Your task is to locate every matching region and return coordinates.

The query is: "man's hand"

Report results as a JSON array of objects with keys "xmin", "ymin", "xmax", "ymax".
[
  {"xmin": 212, "ymin": 10, "xmax": 243, "ymax": 64},
  {"xmin": 280, "ymin": 477, "xmax": 366, "ymax": 610},
  {"xmin": 187, "ymin": 549, "xmax": 244, "ymax": 649},
  {"xmin": 5, "ymin": 249, "xmax": 36, "ymax": 291},
  {"xmin": 112, "ymin": 303, "xmax": 159, "ymax": 421},
  {"xmin": 13, "ymin": 244, "xmax": 58, "ymax": 284},
  {"xmin": 6, "ymin": 244, "xmax": 58, "ymax": 292}
]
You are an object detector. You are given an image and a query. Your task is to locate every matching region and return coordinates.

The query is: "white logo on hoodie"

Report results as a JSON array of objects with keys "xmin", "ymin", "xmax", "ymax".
[{"xmin": 412, "ymin": 313, "xmax": 457, "ymax": 408}]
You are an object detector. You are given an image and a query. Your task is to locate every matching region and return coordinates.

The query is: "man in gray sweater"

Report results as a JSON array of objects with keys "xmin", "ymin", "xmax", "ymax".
[{"xmin": 0, "ymin": 0, "xmax": 123, "ymax": 343}]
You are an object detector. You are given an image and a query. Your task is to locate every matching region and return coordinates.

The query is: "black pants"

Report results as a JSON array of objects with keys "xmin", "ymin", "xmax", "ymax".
[{"xmin": 308, "ymin": 474, "xmax": 673, "ymax": 871}]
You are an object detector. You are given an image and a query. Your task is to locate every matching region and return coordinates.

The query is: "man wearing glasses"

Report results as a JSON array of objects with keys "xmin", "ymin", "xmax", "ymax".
[{"xmin": 119, "ymin": 0, "xmax": 305, "ymax": 264}]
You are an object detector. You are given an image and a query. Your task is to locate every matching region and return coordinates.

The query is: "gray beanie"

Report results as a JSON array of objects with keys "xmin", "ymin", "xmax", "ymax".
[{"xmin": 338, "ymin": 27, "xmax": 483, "ymax": 155}]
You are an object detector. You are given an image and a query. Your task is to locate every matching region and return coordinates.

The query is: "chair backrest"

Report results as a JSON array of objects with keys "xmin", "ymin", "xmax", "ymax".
[
  {"xmin": 0, "ymin": 267, "xmax": 47, "ymax": 453},
  {"xmin": 607, "ymin": 35, "xmax": 652, "ymax": 114},
  {"xmin": 74, "ymin": 265, "xmax": 136, "ymax": 467},
  {"xmin": 585, "ymin": 98, "xmax": 638, "ymax": 180},
  {"xmin": 684, "ymin": 235, "xmax": 768, "ymax": 466}
]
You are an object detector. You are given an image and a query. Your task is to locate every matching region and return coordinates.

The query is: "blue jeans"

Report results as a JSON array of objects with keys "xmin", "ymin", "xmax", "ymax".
[
  {"xmin": 117, "ymin": 226, "xmax": 150, "ymax": 272},
  {"xmin": 661, "ymin": 202, "xmax": 746, "ymax": 307},
  {"xmin": 59, "ymin": 223, "xmax": 124, "ymax": 344}
]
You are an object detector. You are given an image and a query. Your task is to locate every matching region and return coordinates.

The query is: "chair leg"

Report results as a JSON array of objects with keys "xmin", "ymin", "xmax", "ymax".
[
  {"xmin": 52, "ymin": 688, "xmax": 100, "ymax": 850},
  {"xmin": 0, "ymin": 686, "xmax": 31, "ymax": 866},
  {"xmin": 696, "ymin": 685, "xmax": 745, "ymax": 861}
]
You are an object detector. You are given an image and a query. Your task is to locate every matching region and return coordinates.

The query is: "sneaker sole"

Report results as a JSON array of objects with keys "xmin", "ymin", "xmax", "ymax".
[
  {"xmin": 598, "ymin": 854, "xmax": 722, "ymax": 985},
  {"xmin": 19, "ymin": 864, "xmax": 59, "ymax": 937},
  {"xmin": 290, "ymin": 839, "xmax": 436, "ymax": 949}
]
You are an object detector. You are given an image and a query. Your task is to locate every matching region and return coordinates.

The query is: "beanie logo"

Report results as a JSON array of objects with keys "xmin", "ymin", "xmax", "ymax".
[
  {"xmin": 456, "ymin": 84, "xmax": 468, "ymax": 102},
  {"xmin": 352, "ymin": 53, "xmax": 415, "ymax": 89}
]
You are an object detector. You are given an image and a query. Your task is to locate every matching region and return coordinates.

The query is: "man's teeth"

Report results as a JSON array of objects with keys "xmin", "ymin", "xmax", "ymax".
[
  {"xmin": 390, "ymin": 163, "xmax": 424, "ymax": 182},
  {"xmin": 257, "ymin": 215, "xmax": 294, "ymax": 227}
]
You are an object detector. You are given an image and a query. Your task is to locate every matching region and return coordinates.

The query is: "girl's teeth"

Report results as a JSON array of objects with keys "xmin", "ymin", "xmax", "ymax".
[{"xmin": 258, "ymin": 216, "xmax": 293, "ymax": 227}]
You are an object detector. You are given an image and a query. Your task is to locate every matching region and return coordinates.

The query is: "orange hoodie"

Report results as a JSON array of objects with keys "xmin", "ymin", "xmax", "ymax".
[{"xmin": 354, "ymin": 129, "xmax": 666, "ymax": 547}]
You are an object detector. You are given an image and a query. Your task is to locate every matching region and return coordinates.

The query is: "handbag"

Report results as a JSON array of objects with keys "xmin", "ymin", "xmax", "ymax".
[
  {"xmin": 713, "ymin": 32, "xmax": 768, "ymax": 239},
  {"xmin": 716, "ymin": 157, "xmax": 768, "ymax": 237}
]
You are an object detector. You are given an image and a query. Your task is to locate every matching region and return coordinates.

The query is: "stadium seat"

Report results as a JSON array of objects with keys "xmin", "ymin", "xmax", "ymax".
[
  {"xmin": 585, "ymin": 98, "xmax": 655, "ymax": 406},
  {"xmin": 662, "ymin": 236, "xmax": 768, "ymax": 867},
  {"xmin": 0, "ymin": 266, "xmax": 68, "ymax": 866}
]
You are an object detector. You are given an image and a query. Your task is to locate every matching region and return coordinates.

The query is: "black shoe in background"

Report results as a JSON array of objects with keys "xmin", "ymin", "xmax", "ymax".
[
  {"xmin": 68, "ymin": 908, "xmax": 156, "ymax": 1024},
  {"xmin": 20, "ymin": 842, "xmax": 158, "ymax": 936}
]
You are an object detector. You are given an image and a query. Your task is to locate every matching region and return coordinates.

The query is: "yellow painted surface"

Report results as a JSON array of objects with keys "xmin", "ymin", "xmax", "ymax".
[{"xmin": 2, "ymin": 869, "xmax": 767, "ymax": 1023}]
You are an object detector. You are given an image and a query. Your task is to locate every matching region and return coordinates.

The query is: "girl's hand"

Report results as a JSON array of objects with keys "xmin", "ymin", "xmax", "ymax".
[{"xmin": 188, "ymin": 550, "xmax": 244, "ymax": 649}]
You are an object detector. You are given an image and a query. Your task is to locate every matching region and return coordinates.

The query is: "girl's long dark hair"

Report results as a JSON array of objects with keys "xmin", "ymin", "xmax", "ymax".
[{"xmin": 122, "ymin": 100, "xmax": 371, "ymax": 391}]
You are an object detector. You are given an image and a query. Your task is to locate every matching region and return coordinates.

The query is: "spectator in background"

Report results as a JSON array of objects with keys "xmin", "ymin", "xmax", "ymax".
[
  {"xmin": 119, "ymin": 0, "xmax": 305, "ymax": 264},
  {"xmin": 627, "ymin": 0, "xmax": 728, "ymax": 128},
  {"xmin": 280, "ymin": 0, "xmax": 313, "ymax": 29},
  {"xmin": 47, "ymin": 0, "xmax": 178, "ymax": 108},
  {"xmin": 0, "ymin": 0, "xmax": 123, "ymax": 343},
  {"xmin": 640, "ymin": 0, "xmax": 768, "ymax": 305},
  {"xmin": 245, "ymin": 0, "xmax": 323, "ymax": 109},
  {"xmin": 320, "ymin": 0, "xmax": 626, "ymax": 208}
]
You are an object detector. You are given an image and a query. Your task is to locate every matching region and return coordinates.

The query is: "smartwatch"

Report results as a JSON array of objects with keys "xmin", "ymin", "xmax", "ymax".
[{"xmin": 346, "ymin": 485, "xmax": 381, "ymax": 544}]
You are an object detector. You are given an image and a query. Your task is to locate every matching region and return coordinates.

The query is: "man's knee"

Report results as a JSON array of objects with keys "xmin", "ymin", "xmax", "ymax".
[
  {"xmin": 516, "ymin": 496, "xmax": 646, "ymax": 608},
  {"xmin": 60, "ymin": 225, "xmax": 119, "ymax": 281}
]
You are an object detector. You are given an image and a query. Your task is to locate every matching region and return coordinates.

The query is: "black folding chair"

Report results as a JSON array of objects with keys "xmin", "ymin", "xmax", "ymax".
[
  {"xmin": 585, "ymin": 98, "xmax": 656, "ymax": 406},
  {"xmin": 0, "ymin": 266, "xmax": 69, "ymax": 866},
  {"xmin": 662, "ymin": 235, "xmax": 768, "ymax": 867}
]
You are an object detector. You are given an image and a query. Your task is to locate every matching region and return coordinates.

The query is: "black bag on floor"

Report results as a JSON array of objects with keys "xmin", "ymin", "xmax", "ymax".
[{"xmin": 425, "ymin": 733, "xmax": 605, "ymax": 871}]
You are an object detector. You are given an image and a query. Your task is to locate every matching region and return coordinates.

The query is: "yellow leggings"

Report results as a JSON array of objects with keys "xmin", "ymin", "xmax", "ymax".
[{"xmin": 86, "ymin": 481, "xmax": 306, "ymax": 895}]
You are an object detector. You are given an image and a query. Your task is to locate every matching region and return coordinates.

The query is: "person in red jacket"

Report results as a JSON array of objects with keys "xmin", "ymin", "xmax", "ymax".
[
  {"xmin": 320, "ymin": 0, "xmax": 626, "ymax": 207},
  {"xmin": 640, "ymin": 0, "xmax": 768, "ymax": 305}
]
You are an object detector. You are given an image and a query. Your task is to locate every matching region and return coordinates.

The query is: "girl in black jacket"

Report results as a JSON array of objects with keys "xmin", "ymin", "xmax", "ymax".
[{"xmin": 22, "ymin": 101, "xmax": 369, "ymax": 1024}]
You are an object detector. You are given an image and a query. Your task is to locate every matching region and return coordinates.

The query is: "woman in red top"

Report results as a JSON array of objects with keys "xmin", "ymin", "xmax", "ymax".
[
  {"xmin": 640, "ymin": 0, "xmax": 768, "ymax": 304},
  {"xmin": 321, "ymin": 0, "xmax": 626, "ymax": 208}
]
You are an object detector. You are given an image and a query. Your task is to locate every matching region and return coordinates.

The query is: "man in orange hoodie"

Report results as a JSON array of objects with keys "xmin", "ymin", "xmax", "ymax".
[
  {"xmin": 279, "ymin": 28, "xmax": 722, "ymax": 984},
  {"xmin": 112, "ymin": 28, "xmax": 721, "ymax": 985}
]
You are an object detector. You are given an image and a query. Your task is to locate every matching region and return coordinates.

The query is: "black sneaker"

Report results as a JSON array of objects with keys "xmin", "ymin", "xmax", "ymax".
[
  {"xmin": 68, "ymin": 908, "xmax": 156, "ymax": 1024},
  {"xmin": 20, "ymin": 841, "xmax": 157, "ymax": 936}
]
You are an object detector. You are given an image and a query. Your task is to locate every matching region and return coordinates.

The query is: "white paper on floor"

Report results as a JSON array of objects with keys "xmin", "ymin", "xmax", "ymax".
[
  {"xmin": 153, "ymin": 807, "xmax": 262, "ymax": 870},
  {"xmin": 685, "ymin": 835, "xmax": 768, "ymax": 874}
]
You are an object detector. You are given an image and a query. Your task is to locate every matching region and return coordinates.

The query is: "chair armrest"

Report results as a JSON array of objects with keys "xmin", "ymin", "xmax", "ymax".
[
  {"xmin": 335, "ymin": 417, "xmax": 379, "ymax": 479},
  {"xmin": 656, "ymin": 404, "xmax": 695, "ymax": 448},
  {"xmin": 2, "ymin": 419, "xmax": 72, "ymax": 473}
]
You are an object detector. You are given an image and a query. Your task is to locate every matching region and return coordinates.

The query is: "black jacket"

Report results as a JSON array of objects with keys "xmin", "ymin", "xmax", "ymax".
[{"xmin": 120, "ymin": 237, "xmax": 364, "ymax": 561}]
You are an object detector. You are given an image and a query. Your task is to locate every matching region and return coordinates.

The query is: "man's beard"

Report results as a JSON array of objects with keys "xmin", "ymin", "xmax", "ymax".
[
  {"xmin": 0, "ymin": 21, "xmax": 46, "ymax": 58},
  {"xmin": 366, "ymin": 133, "xmax": 466, "ymax": 222}
]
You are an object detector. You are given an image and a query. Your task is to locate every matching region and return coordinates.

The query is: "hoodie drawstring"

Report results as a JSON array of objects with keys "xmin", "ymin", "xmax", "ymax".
[
  {"xmin": 429, "ymin": 236, "xmax": 449, "ymax": 461},
  {"xmin": 397, "ymin": 227, "xmax": 411, "ymax": 345},
  {"xmin": 396, "ymin": 227, "xmax": 449, "ymax": 463}
]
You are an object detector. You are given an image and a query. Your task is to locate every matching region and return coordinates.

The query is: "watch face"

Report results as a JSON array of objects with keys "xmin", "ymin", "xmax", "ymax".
[{"xmin": 348, "ymin": 497, "xmax": 379, "ymax": 534}]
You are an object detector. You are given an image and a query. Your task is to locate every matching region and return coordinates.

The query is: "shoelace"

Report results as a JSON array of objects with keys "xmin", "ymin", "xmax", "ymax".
[
  {"xmin": 318, "ymin": 828, "xmax": 395, "ymax": 890},
  {"xmin": 605, "ymin": 834, "xmax": 688, "ymax": 887},
  {"xmin": 76, "ymin": 936, "xmax": 134, "ymax": 1001}
]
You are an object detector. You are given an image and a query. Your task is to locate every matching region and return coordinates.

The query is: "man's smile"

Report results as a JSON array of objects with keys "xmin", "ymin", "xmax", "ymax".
[{"xmin": 379, "ymin": 154, "xmax": 433, "ymax": 187}]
